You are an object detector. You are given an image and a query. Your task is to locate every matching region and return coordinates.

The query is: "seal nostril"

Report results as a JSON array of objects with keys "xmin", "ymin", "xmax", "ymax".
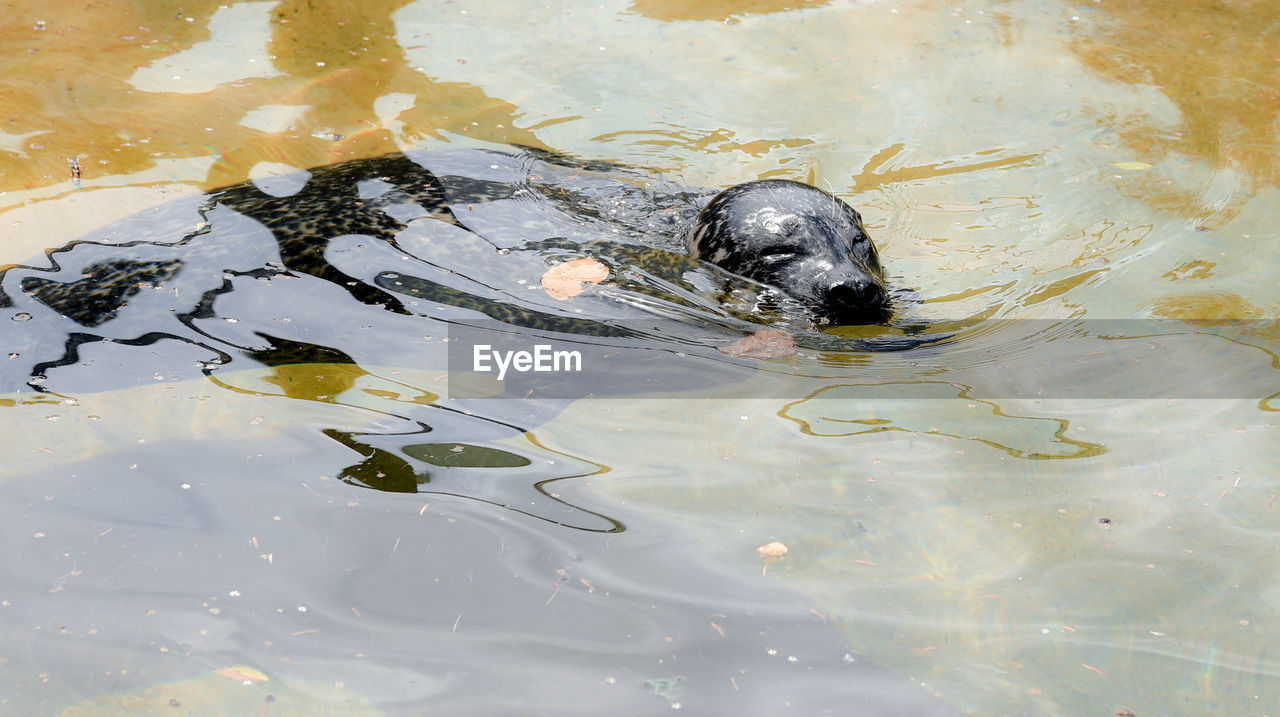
[
  {"xmin": 823, "ymin": 278, "xmax": 888, "ymax": 322},
  {"xmin": 827, "ymin": 279, "xmax": 877, "ymax": 306}
]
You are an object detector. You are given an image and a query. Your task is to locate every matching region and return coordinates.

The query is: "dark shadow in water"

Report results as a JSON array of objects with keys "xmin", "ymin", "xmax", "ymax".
[
  {"xmin": 323, "ymin": 426, "xmax": 623, "ymax": 533},
  {"xmin": 243, "ymin": 334, "xmax": 623, "ymax": 532}
]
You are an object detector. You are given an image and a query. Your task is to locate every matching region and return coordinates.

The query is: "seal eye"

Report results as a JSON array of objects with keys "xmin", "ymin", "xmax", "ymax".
[{"xmin": 760, "ymin": 244, "xmax": 798, "ymax": 261}]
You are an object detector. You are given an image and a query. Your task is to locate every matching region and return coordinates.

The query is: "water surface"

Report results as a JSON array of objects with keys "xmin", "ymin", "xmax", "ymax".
[{"xmin": 1, "ymin": 0, "xmax": 1277, "ymax": 715}]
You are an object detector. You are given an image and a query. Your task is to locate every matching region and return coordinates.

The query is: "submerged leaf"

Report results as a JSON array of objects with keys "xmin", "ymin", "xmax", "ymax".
[{"xmin": 720, "ymin": 330, "xmax": 797, "ymax": 359}]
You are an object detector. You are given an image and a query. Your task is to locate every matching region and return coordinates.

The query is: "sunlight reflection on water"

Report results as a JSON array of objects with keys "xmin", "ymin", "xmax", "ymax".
[{"xmin": 0, "ymin": 0, "xmax": 1277, "ymax": 714}]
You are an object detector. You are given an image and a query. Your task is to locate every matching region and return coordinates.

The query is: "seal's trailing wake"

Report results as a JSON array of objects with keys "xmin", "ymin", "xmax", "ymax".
[{"xmin": 2, "ymin": 144, "xmax": 913, "ymax": 401}]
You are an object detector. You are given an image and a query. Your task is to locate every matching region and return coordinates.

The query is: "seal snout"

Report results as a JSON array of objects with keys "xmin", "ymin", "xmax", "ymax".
[{"xmin": 822, "ymin": 276, "xmax": 889, "ymax": 322}]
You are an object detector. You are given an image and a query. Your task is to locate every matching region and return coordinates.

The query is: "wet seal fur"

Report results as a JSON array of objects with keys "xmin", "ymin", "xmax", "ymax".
[
  {"xmin": 688, "ymin": 179, "xmax": 889, "ymax": 325},
  {"xmin": 2, "ymin": 147, "xmax": 915, "ymax": 383}
]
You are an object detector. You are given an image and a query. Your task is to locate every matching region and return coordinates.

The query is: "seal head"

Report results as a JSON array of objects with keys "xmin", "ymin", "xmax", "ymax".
[{"xmin": 687, "ymin": 179, "xmax": 889, "ymax": 324}]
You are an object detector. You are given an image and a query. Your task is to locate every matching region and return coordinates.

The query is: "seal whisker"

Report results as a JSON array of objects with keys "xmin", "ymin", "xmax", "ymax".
[{"xmin": 820, "ymin": 177, "xmax": 839, "ymax": 223}]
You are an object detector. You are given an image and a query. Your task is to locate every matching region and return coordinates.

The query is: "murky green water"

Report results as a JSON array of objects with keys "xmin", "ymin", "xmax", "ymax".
[{"xmin": 2, "ymin": 0, "xmax": 1277, "ymax": 715}]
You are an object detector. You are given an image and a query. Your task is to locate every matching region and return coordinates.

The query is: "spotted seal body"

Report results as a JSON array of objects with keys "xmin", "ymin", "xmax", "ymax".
[
  {"xmin": 2, "ymin": 146, "xmax": 914, "ymax": 402},
  {"xmin": 687, "ymin": 179, "xmax": 889, "ymax": 324}
]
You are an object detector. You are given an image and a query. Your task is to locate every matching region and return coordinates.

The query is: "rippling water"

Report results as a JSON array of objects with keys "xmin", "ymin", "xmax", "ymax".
[{"xmin": 1, "ymin": 0, "xmax": 1277, "ymax": 715}]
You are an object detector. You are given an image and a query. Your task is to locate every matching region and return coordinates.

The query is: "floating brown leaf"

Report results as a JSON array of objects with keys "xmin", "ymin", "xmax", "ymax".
[
  {"xmin": 541, "ymin": 258, "xmax": 609, "ymax": 300},
  {"xmin": 720, "ymin": 330, "xmax": 796, "ymax": 359}
]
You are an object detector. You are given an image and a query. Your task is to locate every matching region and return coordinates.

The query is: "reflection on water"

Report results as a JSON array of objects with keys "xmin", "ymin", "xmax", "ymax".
[
  {"xmin": 629, "ymin": 0, "xmax": 835, "ymax": 23},
  {"xmin": 128, "ymin": 3, "xmax": 283, "ymax": 94},
  {"xmin": 58, "ymin": 669, "xmax": 381, "ymax": 716},
  {"xmin": 782, "ymin": 383, "xmax": 1106, "ymax": 460},
  {"xmin": 0, "ymin": 0, "xmax": 546, "ymax": 199},
  {"xmin": 1, "ymin": 0, "xmax": 1278, "ymax": 714},
  {"xmin": 3, "ymin": 424, "xmax": 958, "ymax": 715},
  {"xmin": 1075, "ymin": 0, "xmax": 1280, "ymax": 191}
]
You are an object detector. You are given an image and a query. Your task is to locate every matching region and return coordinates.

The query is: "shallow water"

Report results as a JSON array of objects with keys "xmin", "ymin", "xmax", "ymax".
[{"xmin": 1, "ymin": 0, "xmax": 1278, "ymax": 715}]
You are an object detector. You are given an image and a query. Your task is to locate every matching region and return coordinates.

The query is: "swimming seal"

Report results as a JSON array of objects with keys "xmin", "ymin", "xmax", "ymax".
[
  {"xmin": 2, "ymin": 148, "xmax": 897, "ymax": 374},
  {"xmin": 687, "ymin": 179, "xmax": 889, "ymax": 324}
]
